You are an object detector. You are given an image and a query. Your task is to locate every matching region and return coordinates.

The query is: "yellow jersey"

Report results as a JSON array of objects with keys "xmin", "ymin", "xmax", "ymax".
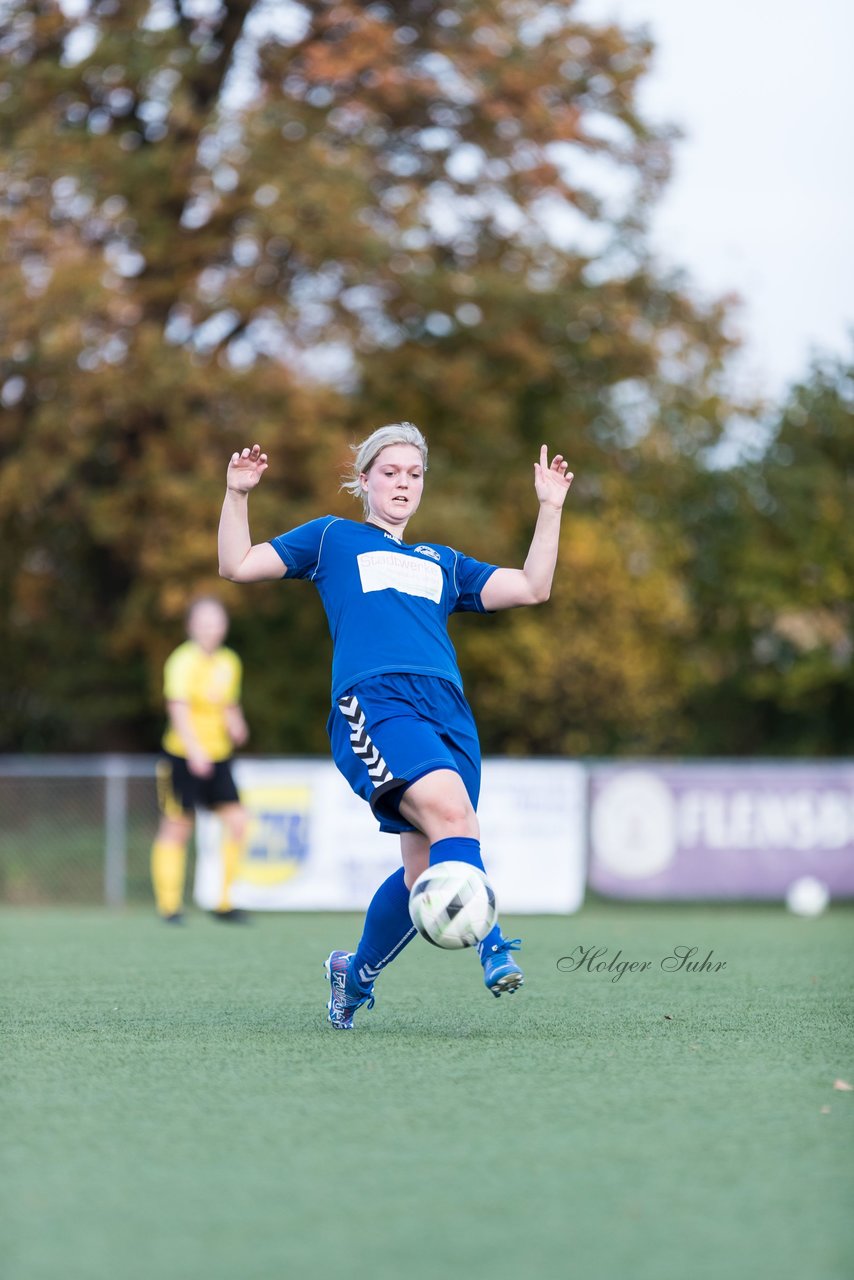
[{"xmin": 161, "ymin": 641, "xmax": 242, "ymax": 762}]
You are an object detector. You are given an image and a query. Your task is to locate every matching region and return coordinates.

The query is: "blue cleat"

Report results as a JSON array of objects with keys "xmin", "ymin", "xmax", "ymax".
[
  {"xmin": 324, "ymin": 950, "xmax": 375, "ymax": 1029},
  {"xmin": 480, "ymin": 938, "xmax": 524, "ymax": 997}
]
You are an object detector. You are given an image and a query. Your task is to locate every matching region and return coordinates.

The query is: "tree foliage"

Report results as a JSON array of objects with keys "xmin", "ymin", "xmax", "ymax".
[
  {"xmin": 677, "ymin": 350, "xmax": 854, "ymax": 754},
  {"xmin": 1, "ymin": 1, "xmax": 846, "ymax": 755}
]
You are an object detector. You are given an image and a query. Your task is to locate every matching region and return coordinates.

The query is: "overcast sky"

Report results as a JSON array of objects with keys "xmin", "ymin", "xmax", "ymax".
[{"xmin": 578, "ymin": 0, "xmax": 854, "ymax": 402}]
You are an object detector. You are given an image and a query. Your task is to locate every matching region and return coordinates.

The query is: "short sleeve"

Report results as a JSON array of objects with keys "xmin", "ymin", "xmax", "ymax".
[
  {"xmin": 451, "ymin": 550, "xmax": 498, "ymax": 614},
  {"xmin": 163, "ymin": 646, "xmax": 195, "ymax": 701},
  {"xmin": 269, "ymin": 517, "xmax": 334, "ymax": 579}
]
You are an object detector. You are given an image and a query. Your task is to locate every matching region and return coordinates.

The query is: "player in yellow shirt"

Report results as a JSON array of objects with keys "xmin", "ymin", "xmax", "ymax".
[{"xmin": 150, "ymin": 596, "xmax": 250, "ymax": 924}]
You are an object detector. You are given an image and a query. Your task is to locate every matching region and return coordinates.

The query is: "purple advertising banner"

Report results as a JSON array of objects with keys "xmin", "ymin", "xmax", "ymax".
[{"xmin": 588, "ymin": 763, "xmax": 854, "ymax": 899}]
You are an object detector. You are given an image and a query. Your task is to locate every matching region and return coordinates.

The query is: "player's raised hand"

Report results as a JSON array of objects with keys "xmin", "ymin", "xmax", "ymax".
[
  {"xmin": 227, "ymin": 444, "xmax": 268, "ymax": 493},
  {"xmin": 533, "ymin": 445, "xmax": 573, "ymax": 508}
]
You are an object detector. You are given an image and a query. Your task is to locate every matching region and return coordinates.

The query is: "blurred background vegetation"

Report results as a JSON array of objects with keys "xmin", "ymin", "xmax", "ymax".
[{"xmin": 1, "ymin": 0, "xmax": 851, "ymax": 757}]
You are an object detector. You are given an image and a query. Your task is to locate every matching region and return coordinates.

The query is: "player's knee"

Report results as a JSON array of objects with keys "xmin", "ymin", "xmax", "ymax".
[
  {"xmin": 416, "ymin": 796, "xmax": 477, "ymax": 838},
  {"xmin": 399, "ymin": 771, "xmax": 478, "ymax": 838},
  {"xmin": 222, "ymin": 807, "xmax": 249, "ymax": 840},
  {"xmin": 433, "ymin": 800, "xmax": 476, "ymax": 832},
  {"xmin": 160, "ymin": 816, "xmax": 192, "ymax": 844}
]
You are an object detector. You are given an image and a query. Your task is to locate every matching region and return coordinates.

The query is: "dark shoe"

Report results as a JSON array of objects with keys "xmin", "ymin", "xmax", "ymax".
[{"xmin": 210, "ymin": 908, "xmax": 250, "ymax": 924}]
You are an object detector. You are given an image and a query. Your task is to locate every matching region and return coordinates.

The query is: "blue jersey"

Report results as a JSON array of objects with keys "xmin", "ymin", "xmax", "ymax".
[{"xmin": 269, "ymin": 517, "xmax": 497, "ymax": 701}]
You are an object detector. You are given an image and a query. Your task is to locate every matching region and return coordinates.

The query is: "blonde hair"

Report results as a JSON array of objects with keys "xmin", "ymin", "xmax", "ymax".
[{"xmin": 341, "ymin": 422, "xmax": 428, "ymax": 516}]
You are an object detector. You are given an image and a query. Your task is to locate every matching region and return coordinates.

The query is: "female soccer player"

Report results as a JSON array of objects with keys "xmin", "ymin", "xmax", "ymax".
[
  {"xmin": 218, "ymin": 424, "xmax": 573, "ymax": 1027},
  {"xmin": 150, "ymin": 596, "xmax": 250, "ymax": 924}
]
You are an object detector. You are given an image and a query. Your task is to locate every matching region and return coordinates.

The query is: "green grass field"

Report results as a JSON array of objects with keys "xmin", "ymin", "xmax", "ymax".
[{"xmin": 2, "ymin": 903, "xmax": 852, "ymax": 1280}]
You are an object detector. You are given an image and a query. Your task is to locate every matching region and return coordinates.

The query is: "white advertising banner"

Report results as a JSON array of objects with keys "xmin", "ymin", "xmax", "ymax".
[{"xmin": 194, "ymin": 757, "xmax": 586, "ymax": 914}]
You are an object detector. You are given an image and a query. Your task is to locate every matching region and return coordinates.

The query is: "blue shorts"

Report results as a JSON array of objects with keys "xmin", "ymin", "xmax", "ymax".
[{"xmin": 327, "ymin": 673, "xmax": 482, "ymax": 835}]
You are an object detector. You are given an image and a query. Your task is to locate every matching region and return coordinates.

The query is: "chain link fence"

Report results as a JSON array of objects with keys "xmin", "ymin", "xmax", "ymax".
[
  {"xmin": 5, "ymin": 757, "xmax": 852, "ymax": 909},
  {"xmin": 0, "ymin": 757, "xmax": 161, "ymax": 905}
]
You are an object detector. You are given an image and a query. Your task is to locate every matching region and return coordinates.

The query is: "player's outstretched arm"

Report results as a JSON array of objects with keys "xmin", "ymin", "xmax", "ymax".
[
  {"xmin": 218, "ymin": 445, "xmax": 284, "ymax": 582},
  {"xmin": 479, "ymin": 445, "xmax": 573, "ymax": 611}
]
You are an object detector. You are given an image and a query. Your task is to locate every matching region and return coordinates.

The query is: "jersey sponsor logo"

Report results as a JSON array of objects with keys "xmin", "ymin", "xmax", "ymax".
[
  {"xmin": 357, "ymin": 550, "xmax": 443, "ymax": 603},
  {"xmin": 413, "ymin": 544, "xmax": 441, "ymax": 562}
]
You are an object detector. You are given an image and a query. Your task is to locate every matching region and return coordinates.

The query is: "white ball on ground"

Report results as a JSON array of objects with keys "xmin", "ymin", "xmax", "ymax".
[
  {"xmin": 785, "ymin": 876, "xmax": 830, "ymax": 917},
  {"xmin": 408, "ymin": 860, "xmax": 498, "ymax": 949}
]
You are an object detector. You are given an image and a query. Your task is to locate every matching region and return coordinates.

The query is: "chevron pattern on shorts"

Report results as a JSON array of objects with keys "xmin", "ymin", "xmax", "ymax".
[{"xmin": 337, "ymin": 695, "xmax": 394, "ymax": 788}]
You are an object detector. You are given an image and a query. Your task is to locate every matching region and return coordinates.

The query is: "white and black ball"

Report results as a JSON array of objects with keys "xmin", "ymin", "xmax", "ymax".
[{"xmin": 408, "ymin": 861, "xmax": 498, "ymax": 950}]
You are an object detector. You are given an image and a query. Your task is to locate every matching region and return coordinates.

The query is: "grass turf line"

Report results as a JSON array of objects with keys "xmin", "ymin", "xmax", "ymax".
[{"xmin": 1, "ymin": 905, "xmax": 852, "ymax": 1280}]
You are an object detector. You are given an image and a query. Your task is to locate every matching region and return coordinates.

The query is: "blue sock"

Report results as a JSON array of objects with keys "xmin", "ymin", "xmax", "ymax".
[
  {"xmin": 429, "ymin": 835, "xmax": 484, "ymax": 870},
  {"xmin": 428, "ymin": 837, "xmax": 505, "ymax": 963},
  {"xmin": 346, "ymin": 867, "xmax": 416, "ymax": 999}
]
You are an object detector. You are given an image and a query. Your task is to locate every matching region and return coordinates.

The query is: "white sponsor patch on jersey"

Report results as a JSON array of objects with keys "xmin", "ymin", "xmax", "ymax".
[
  {"xmin": 413, "ymin": 544, "xmax": 441, "ymax": 561},
  {"xmin": 357, "ymin": 550, "xmax": 443, "ymax": 603}
]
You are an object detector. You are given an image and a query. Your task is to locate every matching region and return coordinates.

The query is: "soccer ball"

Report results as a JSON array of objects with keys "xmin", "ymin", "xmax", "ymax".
[
  {"xmin": 408, "ymin": 861, "xmax": 497, "ymax": 950},
  {"xmin": 785, "ymin": 875, "xmax": 830, "ymax": 917}
]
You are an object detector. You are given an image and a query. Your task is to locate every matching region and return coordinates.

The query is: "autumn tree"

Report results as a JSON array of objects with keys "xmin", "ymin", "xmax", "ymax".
[{"xmin": 1, "ymin": 0, "xmax": 742, "ymax": 753}]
